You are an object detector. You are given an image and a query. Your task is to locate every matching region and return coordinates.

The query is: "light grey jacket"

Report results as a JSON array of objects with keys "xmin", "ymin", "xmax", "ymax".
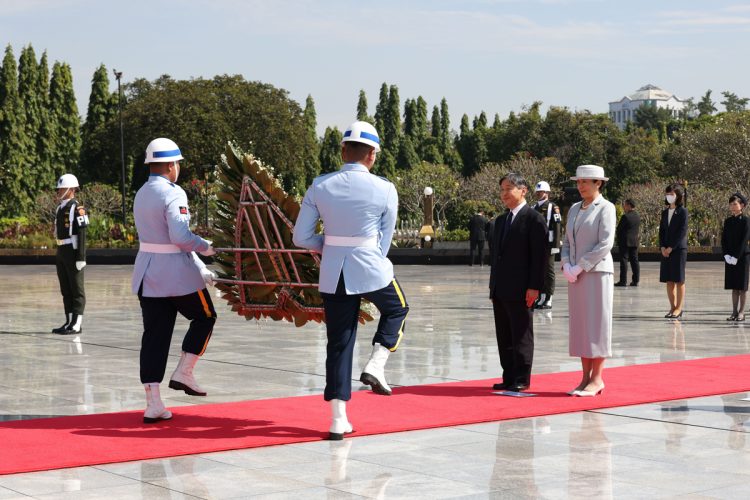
[
  {"xmin": 131, "ymin": 175, "xmax": 211, "ymax": 297},
  {"xmin": 561, "ymin": 195, "xmax": 616, "ymax": 273},
  {"xmin": 293, "ymin": 163, "xmax": 397, "ymax": 294}
]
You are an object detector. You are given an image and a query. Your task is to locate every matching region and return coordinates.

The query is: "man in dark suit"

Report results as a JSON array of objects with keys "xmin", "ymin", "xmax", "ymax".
[
  {"xmin": 489, "ymin": 173, "xmax": 548, "ymax": 392},
  {"xmin": 469, "ymin": 210, "xmax": 488, "ymax": 266},
  {"xmin": 615, "ymin": 199, "xmax": 641, "ymax": 286}
]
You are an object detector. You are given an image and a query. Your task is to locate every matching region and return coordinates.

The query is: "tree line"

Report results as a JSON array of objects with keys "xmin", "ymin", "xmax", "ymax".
[{"xmin": 1, "ymin": 42, "xmax": 750, "ymax": 247}]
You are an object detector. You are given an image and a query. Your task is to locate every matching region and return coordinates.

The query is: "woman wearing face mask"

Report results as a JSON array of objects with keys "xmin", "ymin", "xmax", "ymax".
[
  {"xmin": 721, "ymin": 193, "xmax": 750, "ymax": 321},
  {"xmin": 659, "ymin": 183, "xmax": 688, "ymax": 319}
]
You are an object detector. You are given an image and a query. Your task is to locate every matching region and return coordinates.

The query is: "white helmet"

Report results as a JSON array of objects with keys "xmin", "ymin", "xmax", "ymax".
[
  {"xmin": 341, "ymin": 121, "xmax": 381, "ymax": 152},
  {"xmin": 56, "ymin": 174, "xmax": 79, "ymax": 189},
  {"xmin": 144, "ymin": 138, "xmax": 184, "ymax": 164},
  {"xmin": 535, "ymin": 181, "xmax": 551, "ymax": 192}
]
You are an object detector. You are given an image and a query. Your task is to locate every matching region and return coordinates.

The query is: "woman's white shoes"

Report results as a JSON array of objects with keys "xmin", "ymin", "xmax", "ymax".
[{"xmin": 574, "ymin": 385, "xmax": 605, "ymax": 397}]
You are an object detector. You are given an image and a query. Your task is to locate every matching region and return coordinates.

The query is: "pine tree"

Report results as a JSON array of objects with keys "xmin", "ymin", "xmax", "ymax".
[
  {"xmin": 416, "ymin": 96, "xmax": 428, "ymax": 138},
  {"xmin": 384, "ymin": 84, "xmax": 401, "ymax": 153},
  {"xmin": 492, "ymin": 113, "xmax": 502, "ymax": 129},
  {"xmin": 36, "ymin": 51, "xmax": 56, "ymax": 187},
  {"xmin": 439, "ymin": 97, "xmax": 451, "ymax": 155},
  {"xmin": 49, "ymin": 61, "xmax": 81, "ymax": 176},
  {"xmin": 319, "ymin": 126, "xmax": 343, "ymax": 174},
  {"xmin": 18, "ymin": 45, "xmax": 48, "ymax": 202},
  {"xmin": 473, "ymin": 111, "xmax": 488, "ymax": 131},
  {"xmin": 373, "ymin": 82, "xmax": 388, "ymax": 138},
  {"xmin": 356, "ymin": 89, "xmax": 370, "ymax": 122},
  {"xmin": 396, "ymin": 136, "xmax": 420, "ymax": 171},
  {"xmin": 80, "ymin": 64, "xmax": 113, "ymax": 183},
  {"xmin": 430, "ymin": 105, "xmax": 441, "ymax": 138},
  {"xmin": 403, "ymin": 98, "xmax": 417, "ymax": 140},
  {"xmin": 302, "ymin": 94, "xmax": 321, "ymax": 183},
  {"xmin": 460, "ymin": 114, "xmax": 471, "ymax": 136},
  {"xmin": 0, "ymin": 45, "xmax": 32, "ymax": 216}
]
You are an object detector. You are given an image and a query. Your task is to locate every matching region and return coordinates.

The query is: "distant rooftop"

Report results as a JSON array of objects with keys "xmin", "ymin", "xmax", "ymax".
[{"xmin": 610, "ymin": 84, "xmax": 685, "ymax": 104}]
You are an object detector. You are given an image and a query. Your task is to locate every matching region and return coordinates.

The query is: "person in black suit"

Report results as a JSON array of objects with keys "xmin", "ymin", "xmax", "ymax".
[
  {"xmin": 721, "ymin": 193, "xmax": 750, "ymax": 321},
  {"xmin": 488, "ymin": 173, "xmax": 548, "ymax": 392},
  {"xmin": 614, "ymin": 199, "xmax": 641, "ymax": 287},
  {"xmin": 659, "ymin": 183, "xmax": 689, "ymax": 319},
  {"xmin": 469, "ymin": 210, "xmax": 488, "ymax": 266}
]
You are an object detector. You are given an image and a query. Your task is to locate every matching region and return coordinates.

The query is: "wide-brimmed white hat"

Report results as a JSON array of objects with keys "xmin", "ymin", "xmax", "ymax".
[{"xmin": 570, "ymin": 164, "xmax": 608, "ymax": 181}]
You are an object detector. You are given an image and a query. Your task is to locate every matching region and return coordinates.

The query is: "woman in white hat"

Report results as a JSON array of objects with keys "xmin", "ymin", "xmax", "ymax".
[{"xmin": 561, "ymin": 165, "xmax": 616, "ymax": 396}]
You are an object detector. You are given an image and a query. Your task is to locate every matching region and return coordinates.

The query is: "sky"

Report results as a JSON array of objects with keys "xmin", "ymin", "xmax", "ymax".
[{"xmin": 2, "ymin": 0, "xmax": 749, "ymax": 135}]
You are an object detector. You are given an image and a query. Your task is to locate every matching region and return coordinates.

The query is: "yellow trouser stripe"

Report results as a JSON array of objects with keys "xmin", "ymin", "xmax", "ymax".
[
  {"xmin": 197, "ymin": 289, "xmax": 212, "ymax": 318},
  {"xmin": 389, "ymin": 279, "xmax": 407, "ymax": 352},
  {"xmin": 392, "ymin": 279, "xmax": 406, "ymax": 308},
  {"xmin": 390, "ymin": 321, "xmax": 405, "ymax": 352},
  {"xmin": 199, "ymin": 329, "xmax": 213, "ymax": 356}
]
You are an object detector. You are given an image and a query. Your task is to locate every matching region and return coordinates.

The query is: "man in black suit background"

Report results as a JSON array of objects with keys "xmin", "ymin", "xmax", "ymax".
[
  {"xmin": 489, "ymin": 173, "xmax": 548, "ymax": 392},
  {"xmin": 469, "ymin": 210, "xmax": 488, "ymax": 266},
  {"xmin": 615, "ymin": 199, "xmax": 641, "ymax": 287}
]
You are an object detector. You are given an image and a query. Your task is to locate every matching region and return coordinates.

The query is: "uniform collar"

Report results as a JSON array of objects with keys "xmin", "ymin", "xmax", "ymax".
[
  {"xmin": 149, "ymin": 173, "xmax": 175, "ymax": 186},
  {"xmin": 341, "ymin": 163, "xmax": 370, "ymax": 173}
]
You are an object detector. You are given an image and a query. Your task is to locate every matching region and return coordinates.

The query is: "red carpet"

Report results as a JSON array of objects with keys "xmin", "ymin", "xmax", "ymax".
[{"xmin": 2, "ymin": 354, "xmax": 750, "ymax": 475}]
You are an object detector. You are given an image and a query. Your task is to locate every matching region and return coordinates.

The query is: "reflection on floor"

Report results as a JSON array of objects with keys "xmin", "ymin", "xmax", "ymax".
[{"xmin": 1, "ymin": 262, "xmax": 749, "ymax": 498}]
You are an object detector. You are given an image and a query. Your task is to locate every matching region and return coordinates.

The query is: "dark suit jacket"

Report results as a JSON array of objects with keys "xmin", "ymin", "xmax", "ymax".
[
  {"xmin": 721, "ymin": 215, "xmax": 750, "ymax": 258},
  {"xmin": 616, "ymin": 210, "xmax": 641, "ymax": 248},
  {"xmin": 469, "ymin": 214, "xmax": 488, "ymax": 241},
  {"xmin": 659, "ymin": 206, "xmax": 688, "ymax": 250},
  {"xmin": 489, "ymin": 204, "xmax": 548, "ymax": 300}
]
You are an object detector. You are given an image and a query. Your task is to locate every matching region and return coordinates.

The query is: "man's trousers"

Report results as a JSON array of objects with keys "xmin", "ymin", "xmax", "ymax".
[
  {"xmin": 138, "ymin": 288, "xmax": 216, "ymax": 384},
  {"xmin": 321, "ymin": 275, "xmax": 409, "ymax": 401},
  {"xmin": 492, "ymin": 298, "xmax": 534, "ymax": 387},
  {"xmin": 56, "ymin": 245, "xmax": 85, "ymax": 315}
]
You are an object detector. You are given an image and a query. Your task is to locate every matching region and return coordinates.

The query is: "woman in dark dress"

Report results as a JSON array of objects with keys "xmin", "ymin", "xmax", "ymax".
[
  {"xmin": 659, "ymin": 183, "xmax": 688, "ymax": 319},
  {"xmin": 721, "ymin": 193, "xmax": 750, "ymax": 321}
]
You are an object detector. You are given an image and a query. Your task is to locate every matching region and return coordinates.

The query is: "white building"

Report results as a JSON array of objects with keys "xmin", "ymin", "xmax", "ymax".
[{"xmin": 608, "ymin": 84, "xmax": 689, "ymax": 129}]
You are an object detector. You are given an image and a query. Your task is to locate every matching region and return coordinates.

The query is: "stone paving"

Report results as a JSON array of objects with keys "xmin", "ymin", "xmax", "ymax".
[{"xmin": 1, "ymin": 262, "xmax": 750, "ymax": 498}]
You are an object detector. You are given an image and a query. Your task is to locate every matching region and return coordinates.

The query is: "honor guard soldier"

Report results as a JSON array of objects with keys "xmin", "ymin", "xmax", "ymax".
[
  {"xmin": 132, "ymin": 138, "xmax": 218, "ymax": 424},
  {"xmin": 52, "ymin": 174, "xmax": 88, "ymax": 334},
  {"xmin": 294, "ymin": 121, "xmax": 409, "ymax": 440},
  {"xmin": 533, "ymin": 181, "xmax": 562, "ymax": 309}
]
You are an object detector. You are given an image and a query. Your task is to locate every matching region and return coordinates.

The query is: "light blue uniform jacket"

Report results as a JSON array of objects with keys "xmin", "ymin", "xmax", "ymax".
[
  {"xmin": 293, "ymin": 163, "xmax": 398, "ymax": 294},
  {"xmin": 131, "ymin": 175, "xmax": 211, "ymax": 297}
]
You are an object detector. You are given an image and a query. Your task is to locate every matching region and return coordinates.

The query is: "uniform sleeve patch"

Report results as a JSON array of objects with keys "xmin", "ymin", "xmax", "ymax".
[
  {"xmin": 179, "ymin": 207, "xmax": 188, "ymax": 215},
  {"xmin": 77, "ymin": 206, "xmax": 87, "ymax": 216}
]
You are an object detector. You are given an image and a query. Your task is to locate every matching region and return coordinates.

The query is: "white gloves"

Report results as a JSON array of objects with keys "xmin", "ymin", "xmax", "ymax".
[
  {"xmin": 725, "ymin": 254, "xmax": 738, "ymax": 265},
  {"xmin": 75, "ymin": 261, "xmax": 86, "ymax": 271},
  {"xmin": 562, "ymin": 263, "xmax": 576, "ymax": 283},
  {"xmin": 563, "ymin": 263, "xmax": 583, "ymax": 283},
  {"xmin": 200, "ymin": 267, "xmax": 217, "ymax": 286},
  {"xmin": 199, "ymin": 240, "xmax": 216, "ymax": 257}
]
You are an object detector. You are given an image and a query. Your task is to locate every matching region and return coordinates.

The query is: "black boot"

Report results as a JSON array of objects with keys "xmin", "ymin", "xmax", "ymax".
[
  {"xmin": 60, "ymin": 314, "xmax": 82, "ymax": 334},
  {"xmin": 51, "ymin": 313, "xmax": 70, "ymax": 333}
]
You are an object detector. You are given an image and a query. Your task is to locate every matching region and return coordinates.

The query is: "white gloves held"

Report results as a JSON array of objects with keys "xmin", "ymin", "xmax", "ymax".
[
  {"xmin": 562, "ymin": 263, "xmax": 583, "ymax": 283},
  {"xmin": 725, "ymin": 254, "xmax": 738, "ymax": 266},
  {"xmin": 199, "ymin": 240, "xmax": 216, "ymax": 257},
  {"xmin": 75, "ymin": 261, "xmax": 86, "ymax": 271},
  {"xmin": 200, "ymin": 267, "xmax": 217, "ymax": 287}
]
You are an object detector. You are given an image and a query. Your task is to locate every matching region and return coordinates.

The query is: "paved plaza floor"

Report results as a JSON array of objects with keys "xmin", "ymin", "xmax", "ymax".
[{"xmin": 1, "ymin": 262, "xmax": 750, "ymax": 498}]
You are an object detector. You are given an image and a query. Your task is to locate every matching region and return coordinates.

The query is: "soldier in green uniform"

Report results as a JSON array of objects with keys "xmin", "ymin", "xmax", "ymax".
[
  {"xmin": 52, "ymin": 174, "xmax": 88, "ymax": 334},
  {"xmin": 533, "ymin": 181, "xmax": 562, "ymax": 309}
]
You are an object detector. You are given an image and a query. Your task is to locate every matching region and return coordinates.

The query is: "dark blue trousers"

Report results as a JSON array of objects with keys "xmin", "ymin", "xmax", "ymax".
[{"xmin": 321, "ymin": 274, "xmax": 409, "ymax": 401}]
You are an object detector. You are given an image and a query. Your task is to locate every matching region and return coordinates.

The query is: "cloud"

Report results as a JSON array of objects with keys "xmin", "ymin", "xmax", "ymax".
[
  {"xmin": 653, "ymin": 7, "xmax": 750, "ymax": 29},
  {"xmin": 201, "ymin": 1, "xmax": 618, "ymax": 59}
]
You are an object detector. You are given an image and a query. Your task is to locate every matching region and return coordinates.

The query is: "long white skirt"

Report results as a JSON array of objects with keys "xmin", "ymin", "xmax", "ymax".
[{"xmin": 568, "ymin": 271, "xmax": 613, "ymax": 358}]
